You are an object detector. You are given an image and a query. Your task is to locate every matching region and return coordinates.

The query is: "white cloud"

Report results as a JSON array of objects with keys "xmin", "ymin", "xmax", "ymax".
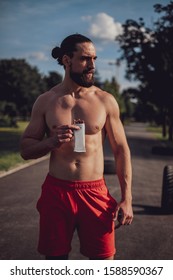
[
  {"xmin": 27, "ymin": 52, "xmax": 48, "ymax": 61},
  {"xmin": 82, "ymin": 13, "xmax": 123, "ymax": 42}
]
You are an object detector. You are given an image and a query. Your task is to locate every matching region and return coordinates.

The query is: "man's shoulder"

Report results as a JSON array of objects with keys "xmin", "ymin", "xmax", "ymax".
[
  {"xmin": 36, "ymin": 84, "xmax": 61, "ymax": 102},
  {"xmin": 94, "ymin": 86, "xmax": 117, "ymax": 103},
  {"xmin": 94, "ymin": 87, "xmax": 119, "ymax": 116}
]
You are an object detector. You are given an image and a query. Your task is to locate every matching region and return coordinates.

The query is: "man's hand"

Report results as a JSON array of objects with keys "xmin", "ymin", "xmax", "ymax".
[
  {"xmin": 52, "ymin": 124, "xmax": 80, "ymax": 147},
  {"xmin": 114, "ymin": 200, "xmax": 133, "ymax": 229}
]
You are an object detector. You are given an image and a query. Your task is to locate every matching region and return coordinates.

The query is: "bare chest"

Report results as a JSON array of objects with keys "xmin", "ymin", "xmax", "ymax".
[{"xmin": 45, "ymin": 96, "xmax": 106, "ymax": 134}]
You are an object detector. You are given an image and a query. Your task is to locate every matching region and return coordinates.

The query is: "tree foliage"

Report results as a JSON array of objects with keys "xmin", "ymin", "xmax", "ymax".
[
  {"xmin": 0, "ymin": 59, "xmax": 62, "ymax": 124},
  {"xmin": 116, "ymin": 1, "xmax": 173, "ymax": 140},
  {"xmin": 0, "ymin": 59, "xmax": 45, "ymax": 113},
  {"xmin": 103, "ymin": 77, "xmax": 130, "ymax": 121},
  {"xmin": 43, "ymin": 71, "xmax": 62, "ymax": 89}
]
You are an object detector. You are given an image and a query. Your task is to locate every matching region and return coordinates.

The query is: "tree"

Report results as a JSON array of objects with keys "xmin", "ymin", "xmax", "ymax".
[
  {"xmin": 154, "ymin": 2, "xmax": 173, "ymax": 140},
  {"xmin": 103, "ymin": 77, "xmax": 127, "ymax": 121},
  {"xmin": 0, "ymin": 59, "xmax": 64, "ymax": 124},
  {"xmin": 0, "ymin": 101, "xmax": 18, "ymax": 127},
  {"xmin": 116, "ymin": 1, "xmax": 173, "ymax": 140},
  {"xmin": 44, "ymin": 71, "xmax": 62, "ymax": 89},
  {"xmin": 0, "ymin": 59, "xmax": 46, "ymax": 117},
  {"xmin": 94, "ymin": 69, "xmax": 102, "ymax": 88}
]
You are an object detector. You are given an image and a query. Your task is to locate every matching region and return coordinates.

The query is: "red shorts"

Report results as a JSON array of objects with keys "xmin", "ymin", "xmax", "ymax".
[{"xmin": 36, "ymin": 174, "xmax": 117, "ymax": 259}]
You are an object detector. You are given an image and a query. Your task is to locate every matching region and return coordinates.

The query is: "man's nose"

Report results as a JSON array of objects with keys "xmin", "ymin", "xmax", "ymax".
[{"xmin": 88, "ymin": 58, "xmax": 95, "ymax": 69}]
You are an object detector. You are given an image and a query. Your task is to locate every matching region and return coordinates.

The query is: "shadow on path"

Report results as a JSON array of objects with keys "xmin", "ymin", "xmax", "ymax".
[{"xmin": 132, "ymin": 203, "xmax": 173, "ymax": 215}]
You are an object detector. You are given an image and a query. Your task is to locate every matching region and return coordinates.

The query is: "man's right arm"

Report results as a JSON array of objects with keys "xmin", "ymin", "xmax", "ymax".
[
  {"xmin": 20, "ymin": 94, "xmax": 80, "ymax": 160},
  {"xmin": 20, "ymin": 95, "xmax": 56, "ymax": 160}
]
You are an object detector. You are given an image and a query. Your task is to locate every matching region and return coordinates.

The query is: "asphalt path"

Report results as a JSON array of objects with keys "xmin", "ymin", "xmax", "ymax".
[{"xmin": 0, "ymin": 123, "xmax": 173, "ymax": 260}]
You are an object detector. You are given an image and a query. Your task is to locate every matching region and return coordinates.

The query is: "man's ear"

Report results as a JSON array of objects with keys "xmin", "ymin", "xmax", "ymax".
[{"xmin": 62, "ymin": 55, "xmax": 71, "ymax": 68}]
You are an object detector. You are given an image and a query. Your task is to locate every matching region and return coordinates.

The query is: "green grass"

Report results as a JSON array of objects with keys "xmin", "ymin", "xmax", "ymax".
[
  {"xmin": 0, "ymin": 121, "xmax": 29, "ymax": 172},
  {"xmin": 0, "ymin": 152, "xmax": 26, "ymax": 172},
  {"xmin": 146, "ymin": 125, "xmax": 164, "ymax": 140},
  {"xmin": 147, "ymin": 124, "xmax": 173, "ymax": 148}
]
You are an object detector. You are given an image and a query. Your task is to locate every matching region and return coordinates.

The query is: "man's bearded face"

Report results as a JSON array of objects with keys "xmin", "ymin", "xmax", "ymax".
[{"xmin": 69, "ymin": 66, "xmax": 95, "ymax": 88}]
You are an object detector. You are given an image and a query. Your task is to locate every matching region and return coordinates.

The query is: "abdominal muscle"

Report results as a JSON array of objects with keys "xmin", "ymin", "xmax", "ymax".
[{"xmin": 49, "ymin": 133, "xmax": 104, "ymax": 181}]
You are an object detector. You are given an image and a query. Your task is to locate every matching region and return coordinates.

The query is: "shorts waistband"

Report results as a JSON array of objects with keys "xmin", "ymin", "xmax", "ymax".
[{"xmin": 45, "ymin": 173, "xmax": 105, "ymax": 189}]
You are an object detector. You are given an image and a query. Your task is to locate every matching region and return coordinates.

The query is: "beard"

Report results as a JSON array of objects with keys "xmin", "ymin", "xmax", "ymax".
[{"xmin": 69, "ymin": 68, "xmax": 95, "ymax": 88}]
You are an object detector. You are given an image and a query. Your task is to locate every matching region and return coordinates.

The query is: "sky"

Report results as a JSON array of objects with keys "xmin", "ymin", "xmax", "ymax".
[{"xmin": 0, "ymin": 0, "xmax": 170, "ymax": 91}]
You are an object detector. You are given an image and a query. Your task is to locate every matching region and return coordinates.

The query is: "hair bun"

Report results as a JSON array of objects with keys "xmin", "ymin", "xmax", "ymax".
[{"xmin": 51, "ymin": 46, "xmax": 62, "ymax": 59}]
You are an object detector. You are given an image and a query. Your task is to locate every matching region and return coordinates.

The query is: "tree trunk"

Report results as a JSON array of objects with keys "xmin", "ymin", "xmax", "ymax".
[
  {"xmin": 168, "ymin": 119, "xmax": 173, "ymax": 141},
  {"xmin": 162, "ymin": 109, "xmax": 167, "ymax": 138}
]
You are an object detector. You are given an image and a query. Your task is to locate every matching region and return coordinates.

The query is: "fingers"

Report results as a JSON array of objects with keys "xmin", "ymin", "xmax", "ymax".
[
  {"xmin": 114, "ymin": 207, "xmax": 133, "ymax": 229},
  {"xmin": 113, "ymin": 207, "xmax": 123, "ymax": 229},
  {"xmin": 52, "ymin": 124, "xmax": 80, "ymax": 145},
  {"xmin": 121, "ymin": 212, "xmax": 133, "ymax": 225},
  {"xmin": 120, "ymin": 213, "xmax": 133, "ymax": 226},
  {"xmin": 57, "ymin": 129, "xmax": 74, "ymax": 143}
]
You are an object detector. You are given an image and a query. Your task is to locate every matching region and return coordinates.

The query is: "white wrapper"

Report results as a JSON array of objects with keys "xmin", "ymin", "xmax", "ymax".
[{"xmin": 74, "ymin": 123, "xmax": 86, "ymax": 152}]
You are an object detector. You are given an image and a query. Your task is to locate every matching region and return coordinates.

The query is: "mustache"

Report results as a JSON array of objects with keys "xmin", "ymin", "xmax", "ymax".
[{"xmin": 83, "ymin": 68, "xmax": 95, "ymax": 74}]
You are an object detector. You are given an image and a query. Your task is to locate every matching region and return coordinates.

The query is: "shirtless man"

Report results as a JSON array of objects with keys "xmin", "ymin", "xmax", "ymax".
[{"xmin": 20, "ymin": 34, "xmax": 133, "ymax": 260}]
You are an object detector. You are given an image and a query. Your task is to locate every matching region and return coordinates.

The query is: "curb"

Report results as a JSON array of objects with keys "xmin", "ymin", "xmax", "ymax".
[{"xmin": 0, "ymin": 155, "xmax": 49, "ymax": 179}]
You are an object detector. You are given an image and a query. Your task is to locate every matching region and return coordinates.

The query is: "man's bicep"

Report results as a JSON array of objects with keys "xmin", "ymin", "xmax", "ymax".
[
  {"xmin": 106, "ymin": 117, "xmax": 125, "ymax": 153},
  {"xmin": 22, "ymin": 102, "xmax": 47, "ymax": 142},
  {"xmin": 23, "ymin": 118, "xmax": 46, "ymax": 141},
  {"xmin": 105, "ymin": 97, "xmax": 127, "ymax": 153}
]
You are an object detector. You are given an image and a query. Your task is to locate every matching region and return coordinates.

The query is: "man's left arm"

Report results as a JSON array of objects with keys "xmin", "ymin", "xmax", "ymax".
[{"xmin": 105, "ymin": 93, "xmax": 133, "ymax": 227}]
